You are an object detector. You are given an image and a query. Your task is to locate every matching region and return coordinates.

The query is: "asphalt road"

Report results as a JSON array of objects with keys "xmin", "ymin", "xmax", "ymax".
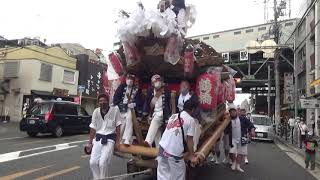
[{"xmin": 0, "ymin": 122, "xmax": 318, "ymax": 180}]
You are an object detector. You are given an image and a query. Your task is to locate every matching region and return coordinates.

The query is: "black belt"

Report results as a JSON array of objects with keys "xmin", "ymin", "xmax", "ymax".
[
  {"xmin": 95, "ymin": 133, "xmax": 116, "ymax": 145},
  {"xmin": 159, "ymin": 146, "xmax": 183, "ymax": 160}
]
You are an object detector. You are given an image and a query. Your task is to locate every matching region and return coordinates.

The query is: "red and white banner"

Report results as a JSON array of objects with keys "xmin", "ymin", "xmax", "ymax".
[
  {"xmin": 108, "ymin": 52, "xmax": 124, "ymax": 76},
  {"xmin": 196, "ymin": 73, "xmax": 220, "ymax": 110}
]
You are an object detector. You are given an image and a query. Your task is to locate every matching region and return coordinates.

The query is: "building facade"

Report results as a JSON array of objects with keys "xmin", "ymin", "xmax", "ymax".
[
  {"xmin": 189, "ymin": 19, "xmax": 297, "ymax": 53},
  {"xmin": 56, "ymin": 43, "xmax": 108, "ymax": 114},
  {"xmin": 0, "ymin": 45, "xmax": 79, "ymax": 122},
  {"xmin": 295, "ymin": 0, "xmax": 320, "ymax": 136}
]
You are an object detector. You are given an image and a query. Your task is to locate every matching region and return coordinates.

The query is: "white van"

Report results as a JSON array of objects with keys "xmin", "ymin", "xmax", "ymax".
[{"xmin": 251, "ymin": 114, "xmax": 274, "ymax": 142}]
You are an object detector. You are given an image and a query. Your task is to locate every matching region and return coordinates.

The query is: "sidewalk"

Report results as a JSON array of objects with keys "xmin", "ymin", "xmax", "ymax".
[
  {"xmin": 0, "ymin": 121, "xmax": 24, "ymax": 137},
  {"xmin": 276, "ymin": 134, "xmax": 320, "ymax": 167}
]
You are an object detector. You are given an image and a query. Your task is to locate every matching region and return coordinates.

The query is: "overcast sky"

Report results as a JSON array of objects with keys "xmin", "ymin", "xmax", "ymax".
[{"xmin": 1, "ymin": 0, "xmax": 304, "ymax": 52}]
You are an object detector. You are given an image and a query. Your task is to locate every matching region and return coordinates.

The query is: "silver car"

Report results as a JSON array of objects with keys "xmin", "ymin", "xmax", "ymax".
[{"xmin": 251, "ymin": 114, "xmax": 274, "ymax": 142}]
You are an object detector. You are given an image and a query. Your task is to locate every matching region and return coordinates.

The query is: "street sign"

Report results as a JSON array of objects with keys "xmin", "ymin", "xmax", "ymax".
[
  {"xmin": 300, "ymin": 99, "xmax": 320, "ymax": 109},
  {"xmin": 78, "ymin": 85, "xmax": 85, "ymax": 93},
  {"xmin": 284, "ymin": 73, "xmax": 294, "ymax": 104}
]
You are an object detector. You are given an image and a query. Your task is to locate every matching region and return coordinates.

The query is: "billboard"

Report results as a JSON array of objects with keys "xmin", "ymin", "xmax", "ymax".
[
  {"xmin": 283, "ymin": 72, "xmax": 294, "ymax": 104},
  {"xmin": 76, "ymin": 54, "xmax": 107, "ymax": 98}
]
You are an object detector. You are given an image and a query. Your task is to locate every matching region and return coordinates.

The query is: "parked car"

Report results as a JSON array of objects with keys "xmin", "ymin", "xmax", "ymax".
[
  {"xmin": 20, "ymin": 100, "xmax": 91, "ymax": 137},
  {"xmin": 251, "ymin": 114, "xmax": 274, "ymax": 142}
]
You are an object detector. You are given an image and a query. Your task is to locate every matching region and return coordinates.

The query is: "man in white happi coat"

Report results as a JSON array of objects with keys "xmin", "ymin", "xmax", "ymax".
[
  {"xmin": 157, "ymin": 100, "xmax": 197, "ymax": 180},
  {"xmin": 85, "ymin": 94, "xmax": 121, "ymax": 179}
]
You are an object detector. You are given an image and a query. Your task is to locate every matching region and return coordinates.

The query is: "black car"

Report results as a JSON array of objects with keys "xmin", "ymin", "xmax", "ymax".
[{"xmin": 20, "ymin": 100, "xmax": 91, "ymax": 137}]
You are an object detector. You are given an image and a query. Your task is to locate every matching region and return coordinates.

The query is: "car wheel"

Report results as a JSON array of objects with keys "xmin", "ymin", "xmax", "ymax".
[
  {"xmin": 53, "ymin": 125, "xmax": 64, "ymax": 138},
  {"xmin": 27, "ymin": 131, "xmax": 38, "ymax": 137}
]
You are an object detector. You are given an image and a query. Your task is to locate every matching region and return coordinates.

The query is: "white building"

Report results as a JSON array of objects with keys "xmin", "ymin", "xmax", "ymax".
[{"xmin": 0, "ymin": 45, "xmax": 79, "ymax": 122}]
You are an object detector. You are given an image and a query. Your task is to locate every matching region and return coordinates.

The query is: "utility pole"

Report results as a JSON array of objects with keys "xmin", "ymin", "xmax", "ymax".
[
  {"xmin": 268, "ymin": 64, "xmax": 271, "ymax": 118},
  {"xmin": 274, "ymin": 0, "xmax": 281, "ymax": 127}
]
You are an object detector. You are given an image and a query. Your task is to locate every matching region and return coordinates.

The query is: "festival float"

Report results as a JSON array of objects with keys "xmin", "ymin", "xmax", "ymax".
[{"xmin": 105, "ymin": 0, "xmax": 237, "ymax": 178}]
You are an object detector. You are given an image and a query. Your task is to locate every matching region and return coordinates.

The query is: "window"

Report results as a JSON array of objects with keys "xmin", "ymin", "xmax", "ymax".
[
  {"xmin": 63, "ymin": 70, "xmax": 75, "ymax": 84},
  {"xmin": 285, "ymin": 22, "xmax": 293, "ymax": 27},
  {"xmin": 30, "ymin": 103, "xmax": 53, "ymax": 115},
  {"xmin": 234, "ymin": 31, "xmax": 241, "ymax": 35},
  {"xmin": 39, "ymin": 63, "xmax": 52, "ymax": 82},
  {"xmin": 230, "ymin": 52, "xmax": 239, "ymax": 61},
  {"xmin": 203, "ymin": 36, "xmax": 209, "ymax": 40},
  {"xmin": 4, "ymin": 61, "xmax": 19, "ymax": 78},
  {"xmin": 54, "ymin": 104, "xmax": 77, "ymax": 115},
  {"xmin": 194, "ymin": 38, "xmax": 200, "ymax": 41},
  {"xmin": 212, "ymin": 35, "xmax": 220, "ymax": 39},
  {"xmin": 252, "ymin": 116, "xmax": 272, "ymax": 126},
  {"xmin": 77, "ymin": 106, "xmax": 88, "ymax": 116},
  {"xmin": 245, "ymin": 29, "xmax": 254, "ymax": 33},
  {"xmin": 258, "ymin": 27, "xmax": 266, "ymax": 31}
]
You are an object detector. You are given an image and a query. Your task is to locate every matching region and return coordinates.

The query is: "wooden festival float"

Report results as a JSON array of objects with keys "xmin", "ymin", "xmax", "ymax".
[{"xmin": 105, "ymin": 1, "xmax": 237, "ymax": 178}]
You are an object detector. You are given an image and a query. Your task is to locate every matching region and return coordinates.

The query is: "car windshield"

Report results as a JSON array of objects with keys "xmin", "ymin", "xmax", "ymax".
[
  {"xmin": 30, "ymin": 103, "xmax": 53, "ymax": 115},
  {"xmin": 252, "ymin": 116, "xmax": 272, "ymax": 126}
]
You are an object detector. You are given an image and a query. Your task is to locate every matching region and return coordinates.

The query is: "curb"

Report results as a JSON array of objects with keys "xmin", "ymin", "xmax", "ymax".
[{"xmin": 275, "ymin": 136, "xmax": 320, "ymax": 168}]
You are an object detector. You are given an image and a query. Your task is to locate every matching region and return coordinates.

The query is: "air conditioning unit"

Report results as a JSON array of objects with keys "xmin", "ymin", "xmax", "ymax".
[
  {"xmin": 222, "ymin": 53, "xmax": 229, "ymax": 63},
  {"xmin": 240, "ymin": 51, "xmax": 248, "ymax": 61}
]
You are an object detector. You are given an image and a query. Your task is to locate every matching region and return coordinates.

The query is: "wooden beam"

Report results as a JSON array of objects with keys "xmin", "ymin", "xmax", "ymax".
[
  {"xmin": 131, "ymin": 110, "xmax": 144, "ymax": 145},
  {"xmin": 117, "ymin": 144, "xmax": 158, "ymax": 157},
  {"xmin": 195, "ymin": 112, "xmax": 231, "ymax": 164}
]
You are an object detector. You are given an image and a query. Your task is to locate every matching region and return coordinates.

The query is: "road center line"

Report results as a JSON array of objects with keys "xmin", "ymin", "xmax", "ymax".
[
  {"xmin": 12, "ymin": 140, "xmax": 47, "ymax": 146},
  {"xmin": 0, "ymin": 136, "xmax": 25, "ymax": 141},
  {"xmin": 0, "ymin": 165, "xmax": 52, "ymax": 180},
  {"xmin": 81, "ymin": 155, "xmax": 90, "ymax": 158},
  {"xmin": 34, "ymin": 166, "xmax": 81, "ymax": 180},
  {"xmin": 0, "ymin": 139, "xmax": 88, "ymax": 163}
]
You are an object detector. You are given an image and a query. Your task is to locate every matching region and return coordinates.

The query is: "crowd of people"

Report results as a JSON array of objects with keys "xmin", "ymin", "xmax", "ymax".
[
  {"xmin": 84, "ymin": 73, "xmax": 255, "ymax": 180},
  {"xmin": 210, "ymin": 105, "xmax": 255, "ymax": 172}
]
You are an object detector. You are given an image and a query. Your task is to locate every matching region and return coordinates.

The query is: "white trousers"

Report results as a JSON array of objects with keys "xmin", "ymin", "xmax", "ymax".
[
  {"xmin": 157, "ymin": 156, "xmax": 186, "ymax": 180},
  {"xmin": 89, "ymin": 139, "xmax": 114, "ymax": 180},
  {"xmin": 145, "ymin": 111, "xmax": 163, "ymax": 146},
  {"xmin": 120, "ymin": 109, "xmax": 133, "ymax": 145}
]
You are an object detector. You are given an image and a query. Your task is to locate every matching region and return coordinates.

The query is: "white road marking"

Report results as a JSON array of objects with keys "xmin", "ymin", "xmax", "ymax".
[
  {"xmin": 0, "ymin": 151, "xmax": 21, "ymax": 163},
  {"xmin": 0, "ymin": 136, "xmax": 25, "ymax": 141},
  {"xmin": 275, "ymin": 141, "xmax": 320, "ymax": 180},
  {"xmin": 0, "ymin": 140, "xmax": 88, "ymax": 163}
]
